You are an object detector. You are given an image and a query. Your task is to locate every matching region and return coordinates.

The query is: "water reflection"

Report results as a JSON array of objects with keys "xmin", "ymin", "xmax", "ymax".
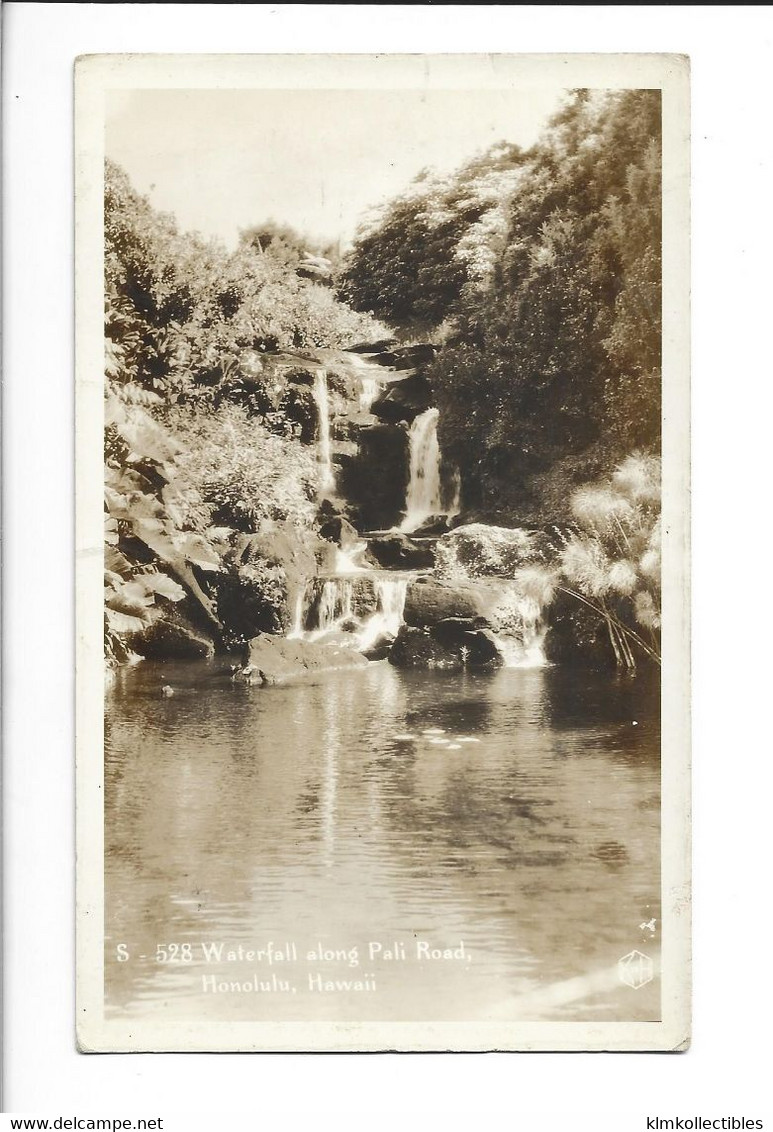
[{"xmin": 105, "ymin": 660, "xmax": 660, "ymax": 1022}]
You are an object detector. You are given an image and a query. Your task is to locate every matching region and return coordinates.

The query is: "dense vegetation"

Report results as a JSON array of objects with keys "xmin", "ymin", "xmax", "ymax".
[
  {"xmin": 340, "ymin": 90, "xmax": 661, "ymax": 521},
  {"xmin": 104, "ymin": 159, "xmax": 383, "ymax": 666},
  {"xmin": 104, "ymin": 88, "xmax": 663, "ymax": 673}
]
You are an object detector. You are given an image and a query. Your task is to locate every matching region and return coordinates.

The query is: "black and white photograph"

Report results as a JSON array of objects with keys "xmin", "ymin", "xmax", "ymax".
[{"xmin": 74, "ymin": 52, "xmax": 690, "ymax": 1052}]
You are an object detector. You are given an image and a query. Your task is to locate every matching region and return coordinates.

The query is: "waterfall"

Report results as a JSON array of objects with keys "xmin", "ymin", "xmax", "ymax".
[
  {"xmin": 315, "ymin": 578, "xmax": 352, "ymax": 635},
  {"xmin": 400, "ymin": 408, "xmax": 444, "ymax": 533},
  {"xmin": 290, "ymin": 574, "xmax": 408, "ymax": 652},
  {"xmin": 312, "ymin": 369, "xmax": 336, "ymax": 495},
  {"xmin": 287, "ymin": 588, "xmax": 306, "ymax": 640},
  {"xmin": 358, "ymin": 376, "xmax": 379, "ymax": 413},
  {"xmin": 346, "ymin": 576, "xmax": 408, "ymax": 652},
  {"xmin": 490, "ymin": 593, "xmax": 548, "ymax": 668},
  {"xmin": 334, "ymin": 540, "xmax": 369, "ymax": 575}
]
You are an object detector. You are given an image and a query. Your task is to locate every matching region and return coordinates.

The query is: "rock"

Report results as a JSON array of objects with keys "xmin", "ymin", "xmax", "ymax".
[
  {"xmin": 339, "ymin": 423, "xmax": 409, "ymax": 531},
  {"xmin": 403, "ymin": 576, "xmax": 535, "ymax": 635},
  {"xmin": 238, "ymin": 634, "xmax": 369, "ymax": 685},
  {"xmin": 403, "ymin": 578, "xmax": 493, "ymax": 627},
  {"xmin": 130, "ymin": 616, "xmax": 215, "ymax": 660},
  {"xmin": 429, "ymin": 619, "xmax": 504, "ymax": 667},
  {"xmin": 349, "ymin": 577, "xmax": 379, "ymax": 618},
  {"xmin": 434, "ymin": 523, "xmax": 556, "ymax": 580},
  {"xmin": 388, "ymin": 627, "xmax": 463, "ymax": 671},
  {"xmin": 332, "ymin": 412, "xmax": 378, "ymax": 441},
  {"xmin": 281, "ymin": 365, "xmax": 316, "ymax": 387},
  {"xmin": 316, "ymin": 498, "xmax": 348, "ymax": 523},
  {"xmin": 362, "ymin": 634, "xmax": 396, "ymax": 661},
  {"xmin": 371, "ymin": 373, "xmax": 433, "ymax": 424},
  {"xmin": 367, "ymin": 350, "xmax": 402, "ymax": 368},
  {"xmin": 318, "ymin": 515, "xmax": 360, "ymax": 550},
  {"xmin": 388, "ymin": 623, "xmax": 501, "ymax": 670},
  {"xmin": 430, "ymin": 617, "xmax": 486, "ymax": 645},
  {"xmin": 409, "ymin": 514, "xmax": 452, "ymax": 537},
  {"xmin": 347, "ymin": 339, "xmax": 398, "ymax": 355},
  {"xmin": 366, "ymin": 533, "xmax": 435, "ymax": 570},
  {"xmin": 458, "ymin": 628, "xmax": 504, "ymax": 667},
  {"xmin": 543, "ymin": 589, "xmax": 617, "ymax": 669},
  {"xmin": 391, "ymin": 344, "xmax": 438, "ymax": 368},
  {"xmin": 297, "ymin": 259, "xmax": 333, "ymax": 285}
]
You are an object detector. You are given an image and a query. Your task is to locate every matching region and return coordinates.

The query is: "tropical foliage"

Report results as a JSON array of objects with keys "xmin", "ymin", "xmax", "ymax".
[
  {"xmin": 341, "ymin": 90, "xmax": 662, "ymax": 520},
  {"xmin": 104, "ymin": 160, "xmax": 384, "ymax": 665}
]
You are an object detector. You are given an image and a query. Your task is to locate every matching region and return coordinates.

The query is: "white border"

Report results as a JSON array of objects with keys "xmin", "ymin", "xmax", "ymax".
[{"xmin": 4, "ymin": 1, "xmax": 772, "ymax": 1119}]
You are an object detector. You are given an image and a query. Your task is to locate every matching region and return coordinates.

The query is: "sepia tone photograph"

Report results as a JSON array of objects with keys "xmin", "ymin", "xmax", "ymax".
[{"xmin": 76, "ymin": 53, "xmax": 690, "ymax": 1051}]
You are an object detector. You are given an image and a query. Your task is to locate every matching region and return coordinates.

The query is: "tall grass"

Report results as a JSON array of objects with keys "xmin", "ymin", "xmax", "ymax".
[{"xmin": 559, "ymin": 453, "xmax": 661, "ymax": 669}]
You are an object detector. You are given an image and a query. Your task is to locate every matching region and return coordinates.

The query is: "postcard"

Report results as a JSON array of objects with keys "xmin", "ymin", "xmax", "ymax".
[{"xmin": 75, "ymin": 52, "xmax": 690, "ymax": 1051}]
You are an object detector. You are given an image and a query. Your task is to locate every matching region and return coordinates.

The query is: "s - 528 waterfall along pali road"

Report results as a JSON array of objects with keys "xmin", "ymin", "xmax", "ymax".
[{"xmin": 76, "ymin": 53, "xmax": 690, "ymax": 1053}]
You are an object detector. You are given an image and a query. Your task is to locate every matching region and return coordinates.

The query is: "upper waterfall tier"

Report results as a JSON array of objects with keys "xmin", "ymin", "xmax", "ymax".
[{"xmin": 400, "ymin": 408, "xmax": 460, "ymax": 534}]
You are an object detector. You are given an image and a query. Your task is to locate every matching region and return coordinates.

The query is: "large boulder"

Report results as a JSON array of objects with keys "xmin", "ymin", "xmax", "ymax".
[
  {"xmin": 362, "ymin": 634, "xmax": 396, "ymax": 662},
  {"xmin": 388, "ymin": 623, "xmax": 502, "ymax": 670},
  {"xmin": 129, "ymin": 614, "xmax": 216, "ymax": 660},
  {"xmin": 367, "ymin": 532, "xmax": 435, "ymax": 570},
  {"xmin": 403, "ymin": 578, "xmax": 499, "ymax": 627},
  {"xmin": 388, "ymin": 627, "xmax": 463, "ymax": 671},
  {"xmin": 430, "ymin": 619, "xmax": 503, "ymax": 667},
  {"xmin": 237, "ymin": 634, "xmax": 368, "ymax": 685},
  {"xmin": 434, "ymin": 523, "xmax": 555, "ymax": 580},
  {"xmin": 371, "ymin": 373, "xmax": 433, "ymax": 424},
  {"xmin": 543, "ymin": 589, "xmax": 618, "ymax": 669}
]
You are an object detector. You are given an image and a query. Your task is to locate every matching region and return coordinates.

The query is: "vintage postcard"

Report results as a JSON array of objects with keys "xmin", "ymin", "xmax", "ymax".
[{"xmin": 76, "ymin": 52, "xmax": 690, "ymax": 1052}]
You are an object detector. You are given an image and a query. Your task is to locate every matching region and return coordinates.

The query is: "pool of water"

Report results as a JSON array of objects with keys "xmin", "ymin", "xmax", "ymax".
[{"xmin": 105, "ymin": 658, "xmax": 661, "ymax": 1023}]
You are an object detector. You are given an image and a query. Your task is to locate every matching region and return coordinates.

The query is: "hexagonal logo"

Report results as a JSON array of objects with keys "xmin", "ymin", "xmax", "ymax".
[{"xmin": 618, "ymin": 949, "xmax": 654, "ymax": 989}]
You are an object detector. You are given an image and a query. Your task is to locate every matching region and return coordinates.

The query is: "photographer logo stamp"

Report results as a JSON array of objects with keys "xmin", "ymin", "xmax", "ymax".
[{"xmin": 618, "ymin": 949, "xmax": 654, "ymax": 990}]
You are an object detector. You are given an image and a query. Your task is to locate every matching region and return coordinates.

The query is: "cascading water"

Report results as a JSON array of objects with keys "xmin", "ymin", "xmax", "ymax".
[
  {"xmin": 285, "ymin": 347, "xmax": 547, "ymax": 669},
  {"xmin": 489, "ymin": 590, "xmax": 548, "ymax": 668},
  {"xmin": 334, "ymin": 540, "xmax": 369, "ymax": 575},
  {"xmin": 401, "ymin": 408, "xmax": 444, "ymax": 533},
  {"xmin": 290, "ymin": 573, "xmax": 409, "ymax": 652},
  {"xmin": 312, "ymin": 369, "xmax": 336, "ymax": 495},
  {"xmin": 287, "ymin": 588, "xmax": 306, "ymax": 640},
  {"xmin": 358, "ymin": 376, "xmax": 379, "ymax": 413},
  {"xmin": 359, "ymin": 577, "xmax": 409, "ymax": 649}
]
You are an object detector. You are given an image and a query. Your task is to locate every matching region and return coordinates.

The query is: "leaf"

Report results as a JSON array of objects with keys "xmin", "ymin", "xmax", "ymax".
[
  {"xmin": 139, "ymin": 571, "xmax": 186, "ymax": 601},
  {"xmin": 104, "ymin": 546, "xmax": 133, "ymax": 575},
  {"xmin": 105, "ymin": 607, "xmax": 148, "ymax": 634}
]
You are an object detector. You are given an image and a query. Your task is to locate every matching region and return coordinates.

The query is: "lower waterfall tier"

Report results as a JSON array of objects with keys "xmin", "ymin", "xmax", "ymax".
[{"xmin": 287, "ymin": 569, "xmax": 548, "ymax": 669}]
